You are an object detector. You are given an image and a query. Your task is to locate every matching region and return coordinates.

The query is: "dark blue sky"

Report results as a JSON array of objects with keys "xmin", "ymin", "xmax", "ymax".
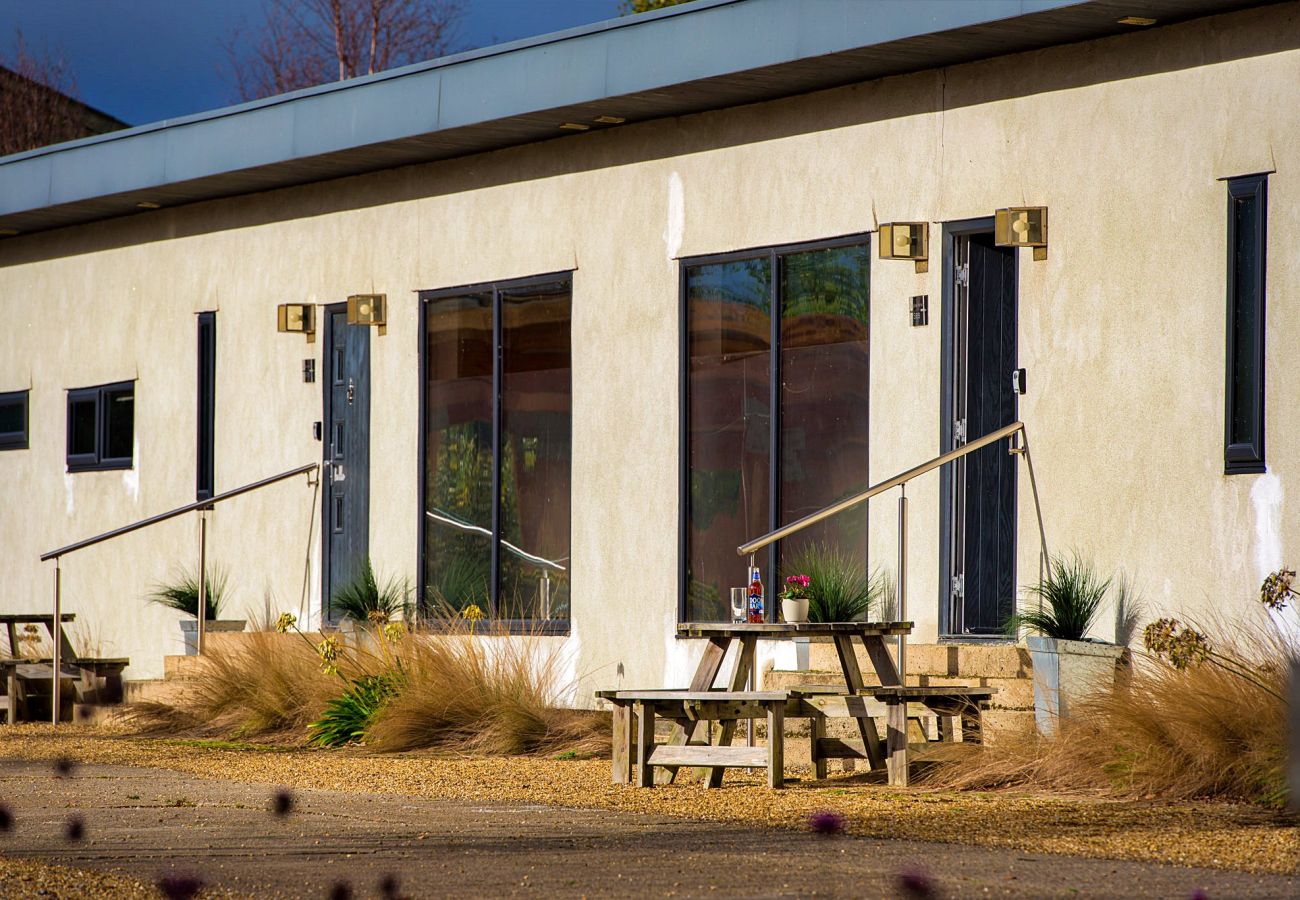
[{"xmin": 0, "ymin": 0, "xmax": 624, "ymax": 126}]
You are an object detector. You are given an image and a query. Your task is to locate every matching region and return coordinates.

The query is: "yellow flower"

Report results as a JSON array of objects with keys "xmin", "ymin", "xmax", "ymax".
[
  {"xmin": 367, "ymin": 610, "xmax": 389, "ymax": 627},
  {"xmin": 461, "ymin": 604, "xmax": 485, "ymax": 622},
  {"xmin": 316, "ymin": 635, "xmax": 341, "ymax": 674},
  {"xmin": 383, "ymin": 622, "xmax": 406, "ymax": 644},
  {"xmin": 275, "ymin": 613, "xmax": 298, "ymax": 634}
]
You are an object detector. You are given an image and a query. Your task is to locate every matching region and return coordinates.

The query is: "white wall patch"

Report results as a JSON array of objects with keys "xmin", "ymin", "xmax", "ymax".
[
  {"xmin": 63, "ymin": 472, "xmax": 75, "ymax": 516},
  {"xmin": 1250, "ymin": 473, "xmax": 1283, "ymax": 582},
  {"xmin": 663, "ymin": 171, "xmax": 684, "ymax": 262},
  {"xmin": 122, "ymin": 436, "xmax": 141, "ymax": 503}
]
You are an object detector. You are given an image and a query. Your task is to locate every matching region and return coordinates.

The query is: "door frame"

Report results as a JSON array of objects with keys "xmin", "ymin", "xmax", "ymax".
[
  {"xmin": 937, "ymin": 217, "xmax": 1018, "ymax": 639},
  {"xmin": 320, "ymin": 302, "xmax": 371, "ymax": 624}
]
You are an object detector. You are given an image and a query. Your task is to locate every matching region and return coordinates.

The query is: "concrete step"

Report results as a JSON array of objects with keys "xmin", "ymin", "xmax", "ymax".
[
  {"xmin": 162, "ymin": 655, "xmax": 207, "ymax": 680},
  {"xmin": 763, "ymin": 669, "xmax": 1033, "ymax": 710},
  {"xmin": 801, "ymin": 641, "xmax": 1031, "ymax": 678},
  {"xmin": 124, "ymin": 679, "xmax": 192, "ymax": 705}
]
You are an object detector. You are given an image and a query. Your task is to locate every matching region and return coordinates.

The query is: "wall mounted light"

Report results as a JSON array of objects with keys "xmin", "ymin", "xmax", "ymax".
[
  {"xmin": 347, "ymin": 293, "xmax": 387, "ymax": 335},
  {"xmin": 879, "ymin": 222, "xmax": 929, "ymax": 273},
  {"xmin": 277, "ymin": 303, "xmax": 316, "ymax": 343},
  {"xmin": 995, "ymin": 207, "xmax": 1048, "ymax": 260}
]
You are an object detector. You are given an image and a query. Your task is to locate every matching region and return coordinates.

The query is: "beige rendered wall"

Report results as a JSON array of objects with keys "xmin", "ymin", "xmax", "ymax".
[{"xmin": 0, "ymin": 4, "xmax": 1297, "ymax": 692}]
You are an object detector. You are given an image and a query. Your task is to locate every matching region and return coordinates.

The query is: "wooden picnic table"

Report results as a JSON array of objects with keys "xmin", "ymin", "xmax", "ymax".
[
  {"xmin": 669, "ymin": 621, "xmax": 912, "ymax": 784},
  {"xmin": 0, "ymin": 613, "xmax": 127, "ymax": 723}
]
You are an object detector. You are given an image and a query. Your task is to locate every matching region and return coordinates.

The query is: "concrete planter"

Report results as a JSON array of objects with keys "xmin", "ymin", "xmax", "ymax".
[
  {"xmin": 179, "ymin": 619, "xmax": 247, "ymax": 655},
  {"xmin": 1026, "ymin": 635, "xmax": 1127, "ymax": 736}
]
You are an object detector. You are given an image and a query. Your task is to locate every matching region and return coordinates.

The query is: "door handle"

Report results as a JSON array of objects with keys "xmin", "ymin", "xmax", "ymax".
[{"xmin": 331, "ymin": 463, "xmax": 346, "ymax": 483}]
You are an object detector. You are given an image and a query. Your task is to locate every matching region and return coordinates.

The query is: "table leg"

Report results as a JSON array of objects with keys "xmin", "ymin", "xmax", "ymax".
[
  {"xmin": 810, "ymin": 713, "xmax": 827, "ymax": 780},
  {"xmin": 704, "ymin": 636, "xmax": 756, "ymax": 788},
  {"xmin": 5, "ymin": 667, "xmax": 16, "ymax": 725},
  {"xmin": 832, "ymin": 634, "xmax": 885, "ymax": 770},
  {"xmin": 766, "ymin": 703, "xmax": 784, "ymax": 789},
  {"xmin": 887, "ymin": 699, "xmax": 909, "ymax": 787},
  {"xmin": 860, "ymin": 634, "xmax": 902, "ymax": 686},
  {"xmin": 635, "ymin": 701, "xmax": 656, "ymax": 788},
  {"xmin": 611, "ymin": 704, "xmax": 632, "ymax": 784},
  {"xmin": 658, "ymin": 637, "xmax": 729, "ymax": 785}
]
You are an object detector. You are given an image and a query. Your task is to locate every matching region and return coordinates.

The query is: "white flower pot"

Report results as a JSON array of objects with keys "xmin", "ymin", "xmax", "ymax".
[
  {"xmin": 1026, "ymin": 635, "xmax": 1128, "ymax": 736},
  {"xmin": 781, "ymin": 598, "xmax": 809, "ymax": 623}
]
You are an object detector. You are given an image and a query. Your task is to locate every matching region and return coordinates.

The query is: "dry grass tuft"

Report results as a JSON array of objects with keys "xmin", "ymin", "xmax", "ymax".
[
  {"xmin": 927, "ymin": 616, "xmax": 1292, "ymax": 805},
  {"xmin": 127, "ymin": 621, "xmax": 608, "ymax": 756}
]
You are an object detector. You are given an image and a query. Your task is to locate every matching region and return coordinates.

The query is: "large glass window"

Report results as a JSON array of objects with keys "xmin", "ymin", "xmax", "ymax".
[
  {"xmin": 1224, "ymin": 174, "xmax": 1267, "ymax": 473},
  {"xmin": 421, "ymin": 275, "xmax": 571, "ymax": 626},
  {"xmin": 66, "ymin": 381, "xmax": 134, "ymax": 471},
  {"xmin": 683, "ymin": 238, "xmax": 870, "ymax": 621}
]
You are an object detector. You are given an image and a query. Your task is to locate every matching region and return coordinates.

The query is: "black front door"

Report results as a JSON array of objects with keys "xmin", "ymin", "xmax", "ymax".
[
  {"xmin": 322, "ymin": 306, "xmax": 371, "ymax": 622},
  {"xmin": 945, "ymin": 230, "xmax": 1017, "ymax": 635}
]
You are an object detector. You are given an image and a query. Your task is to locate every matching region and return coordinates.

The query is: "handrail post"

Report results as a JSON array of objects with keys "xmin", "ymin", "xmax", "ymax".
[
  {"xmin": 896, "ymin": 485, "xmax": 907, "ymax": 684},
  {"xmin": 197, "ymin": 509, "xmax": 208, "ymax": 657},
  {"xmin": 51, "ymin": 558, "xmax": 61, "ymax": 726}
]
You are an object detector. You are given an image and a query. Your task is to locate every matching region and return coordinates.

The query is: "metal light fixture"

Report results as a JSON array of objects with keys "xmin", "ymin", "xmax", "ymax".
[
  {"xmin": 995, "ymin": 206, "xmax": 1049, "ymax": 260},
  {"xmin": 879, "ymin": 222, "xmax": 929, "ymax": 273},
  {"xmin": 277, "ymin": 303, "xmax": 316, "ymax": 343},
  {"xmin": 347, "ymin": 293, "xmax": 387, "ymax": 335}
]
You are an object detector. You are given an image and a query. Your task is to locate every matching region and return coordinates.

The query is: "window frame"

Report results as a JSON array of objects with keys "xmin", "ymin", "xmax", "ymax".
[
  {"xmin": 196, "ymin": 312, "xmax": 216, "ymax": 500},
  {"xmin": 1224, "ymin": 174, "xmax": 1268, "ymax": 474},
  {"xmin": 417, "ymin": 270, "xmax": 574, "ymax": 634},
  {"xmin": 66, "ymin": 380, "xmax": 135, "ymax": 472},
  {"xmin": 0, "ymin": 389, "xmax": 29, "ymax": 451},
  {"xmin": 677, "ymin": 232, "xmax": 872, "ymax": 623}
]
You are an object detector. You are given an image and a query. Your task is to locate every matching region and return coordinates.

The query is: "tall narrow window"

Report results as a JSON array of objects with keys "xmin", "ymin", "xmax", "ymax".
[
  {"xmin": 196, "ymin": 312, "xmax": 216, "ymax": 500},
  {"xmin": 683, "ymin": 237, "xmax": 870, "ymax": 621},
  {"xmin": 421, "ymin": 274, "xmax": 571, "ymax": 627},
  {"xmin": 1225, "ymin": 175, "xmax": 1267, "ymax": 473},
  {"xmin": 0, "ymin": 390, "xmax": 29, "ymax": 450},
  {"xmin": 66, "ymin": 381, "xmax": 134, "ymax": 471}
]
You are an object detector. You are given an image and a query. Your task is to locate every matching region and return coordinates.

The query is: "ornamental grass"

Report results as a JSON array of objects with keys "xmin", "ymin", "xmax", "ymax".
[
  {"xmin": 927, "ymin": 571, "xmax": 1298, "ymax": 806},
  {"xmin": 127, "ymin": 615, "xmax": 608, "ymax": 758}
]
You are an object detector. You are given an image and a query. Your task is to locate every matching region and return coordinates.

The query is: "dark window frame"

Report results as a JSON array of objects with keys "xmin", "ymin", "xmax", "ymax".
[
  {"xmin": 196, "ymin": 312, "xmax": 216, "ymax": 500},
  {"xmin": 66, "ymin": 380, "xmax": 135, "ymax": 472},
  {"xmin": 1224, "ymin": 174, "xmax": 1267, "ymax": 474},
  {"xmin": 418, "ymin": 270, "xmax": 574, "ymax": 635},
  {"xmin": 0, "ymin": 389, "xmax": 29, "ymax": 451},
  {"xmin": 677, "ymin": 231, "xmax": 872, "ymax": 623}
]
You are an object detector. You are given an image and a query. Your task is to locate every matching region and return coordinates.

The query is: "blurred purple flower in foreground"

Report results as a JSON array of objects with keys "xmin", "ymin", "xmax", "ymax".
[
  {"xmin": 898, "ymin": 864, "xmax": 935, "ymax": 897},
  {"xmin": 157, "ymin": 874, "xmax": 205, "ymax": 900},
  {"xmin": 807, "ymin": 810, "xmax": 846, "ymax": 835}
]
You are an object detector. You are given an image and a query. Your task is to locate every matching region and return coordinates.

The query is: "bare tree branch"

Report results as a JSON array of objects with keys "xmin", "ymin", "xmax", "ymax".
[
  {"xmin": 227, "ymin": 0, "xmax": 464, "ymax": 102},
  {"xmin": 0, "ymin": 30, "xmax": 94, "ymax": 155}
]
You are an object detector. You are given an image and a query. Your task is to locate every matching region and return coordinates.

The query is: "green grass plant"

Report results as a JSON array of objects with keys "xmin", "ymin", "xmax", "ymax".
[
  {"xmin": 783, "ymin": 543, "xmax": 887, "ymax": 622},
  {"xmin": 1005, "ymin": 553, "xmax": 1109, "ymax": 641},
  {"xmin": 147, "ymin": 568, "xmax": 228, "ymax": 620},
  {"xmin": 331, "ymin": 558, "xmax": 410, "ymax": 623}
]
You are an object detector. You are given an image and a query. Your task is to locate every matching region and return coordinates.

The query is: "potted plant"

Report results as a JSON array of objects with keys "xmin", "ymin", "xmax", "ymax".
[
  {"xmin": 331, "ymin": 558, "xmax": 411, "ymax": 638},
  {"xmin": 784, "ymin": 543, "xmax": 887, "ymax": 623},
  {"xmin": 1006, "ymin": 554, "xmax": 1128, "ymax": 736},
  {"xmin": 780, "ymin": 574, "xmax": 811, "ymax": 623},
  {"xmin": 147, "ymin": 568, "xmax": 245, "ymax": 655}
]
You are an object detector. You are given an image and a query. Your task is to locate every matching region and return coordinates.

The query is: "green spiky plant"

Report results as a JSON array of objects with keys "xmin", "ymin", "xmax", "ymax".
[
  {"xmin": 331, "ymin": 558, "xmax": 411, "ymax": 624},
  {"xmin": 147, "ymin": 568, "xmax": 228, "ymax": 620},
  {"xmin": 307, "ymin": 673, "xmax": 401, "ymax": 748},
  {"xmin": 783, "ymin": 543, "xmax": 886, "ymax": 623},
  {"xmin": 1006, "ymin": 553, "xmax": 1110, "ymax": 641}
]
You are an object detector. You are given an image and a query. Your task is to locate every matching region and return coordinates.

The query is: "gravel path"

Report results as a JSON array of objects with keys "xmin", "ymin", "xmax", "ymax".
[{"xmin": 2, "ymin": 757, "xmax": 1297, "ymax": 899}]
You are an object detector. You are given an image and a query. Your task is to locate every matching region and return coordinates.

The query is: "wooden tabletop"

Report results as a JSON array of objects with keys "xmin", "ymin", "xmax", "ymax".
[
  {"xmin": 676, "ymin": 621, "xmax": 912, "ymax": 638},
  {"xmin": 0, "ymin": 614, "xmax": 76, "ymax": 623}
]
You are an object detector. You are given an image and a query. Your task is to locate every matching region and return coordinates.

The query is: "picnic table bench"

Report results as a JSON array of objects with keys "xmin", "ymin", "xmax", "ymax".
[
  {"xmin": 598, "ymin": 622, "xmax": 996, "ymax": 788},
  {"xmin": 0, "ymin": 614, "xmax": 129, "ymax": 723}
]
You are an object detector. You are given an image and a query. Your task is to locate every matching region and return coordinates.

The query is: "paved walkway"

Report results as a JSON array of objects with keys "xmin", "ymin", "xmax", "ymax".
[{"xmin": 1, "ymin": 759, "xmax": 1295, "ymax": 898}]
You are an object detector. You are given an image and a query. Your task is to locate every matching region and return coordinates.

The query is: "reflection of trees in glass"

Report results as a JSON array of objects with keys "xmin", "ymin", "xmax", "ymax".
[{"xmin": 781, "ymin": 245, "xmax": 870, "ymax": 323}]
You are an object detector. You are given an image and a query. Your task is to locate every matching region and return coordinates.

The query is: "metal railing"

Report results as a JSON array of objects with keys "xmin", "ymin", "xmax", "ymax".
[
  {"xmin": 736, "ymin": 421, "xmax": 1048, "ymax": 680},
  {"xmin": 39, "ymin": 462, "xmax": 319, "ymax": 724}
]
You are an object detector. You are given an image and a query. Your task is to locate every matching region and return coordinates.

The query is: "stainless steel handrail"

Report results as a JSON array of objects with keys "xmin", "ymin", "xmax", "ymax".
[
  {"xmin": 735, "ymin": 421, "xmax": 1048, "ymax": 705},
  {"xmin": 737, "ymin": 421, "xmax": 1025, "ymax": 556},
  {"xmin": 39, "ymin": 461, "xmax": 319, "ymax": 726},
  {"xmin": 41, "ymin": 462, "xmax": 319, "ymax": 561}
]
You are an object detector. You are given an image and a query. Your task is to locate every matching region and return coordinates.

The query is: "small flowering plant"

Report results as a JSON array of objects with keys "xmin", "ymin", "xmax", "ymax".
[{"xmin": 781, "ymin": 574, "xmax": 812, "ymax": 601}]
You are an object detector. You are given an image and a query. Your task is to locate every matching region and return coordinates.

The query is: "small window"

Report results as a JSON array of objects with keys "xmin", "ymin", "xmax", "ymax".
[
  {"xmin": 0, "ymin": 390, "xmax": 29, "ymax": 450},
  {"xmin": 1224, "ymin": 175, "xmax": 1267, "ymax": 473},
  {"xmin": 66, "ymin": 381, "xmax": 134, "ymax": 471},
  {"xmin": 196, "ymin": 312, "xmax": 216, "ymax": 500}
]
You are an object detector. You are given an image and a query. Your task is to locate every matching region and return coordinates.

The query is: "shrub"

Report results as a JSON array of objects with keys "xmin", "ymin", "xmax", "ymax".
[
  {"xmin": 1005, "ymin": 553, "xmax": 1109, "ymax": 641},
  {"xmin": 308, "ymin": 674, "xmax": 400, "ymax": 748},
  {"xmin": 147, "ymin": 568, "xmax": 228, "ymax": 620},
  {"xmin": 331, "ymin": 558, "xmax": 410, "ymax": 623},
  {"xmin": 783, "ymin": 543, "xmax": 887, "ymax": 622}
]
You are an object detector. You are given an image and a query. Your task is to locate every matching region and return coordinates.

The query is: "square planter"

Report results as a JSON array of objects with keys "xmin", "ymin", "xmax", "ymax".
[
  {"xmin": 1026, "ymin": 635, "xmax": 1128, "ymax": 736},
  {"xmin": 179, "ymin": 619, "xmax": 247, "ymax": 655}
]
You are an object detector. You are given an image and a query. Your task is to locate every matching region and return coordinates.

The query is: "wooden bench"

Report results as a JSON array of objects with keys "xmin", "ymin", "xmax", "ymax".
[
  {"xmin": 1, "ymin": 657, "xmax": 129, "ymax": 723},
  {"xmin": 597, "ymin": 684, "xmax": 996, "ymax": 789},
  {"xmin": 598, "ymin": 690, "xmax": 798, "ymax": 788}
]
